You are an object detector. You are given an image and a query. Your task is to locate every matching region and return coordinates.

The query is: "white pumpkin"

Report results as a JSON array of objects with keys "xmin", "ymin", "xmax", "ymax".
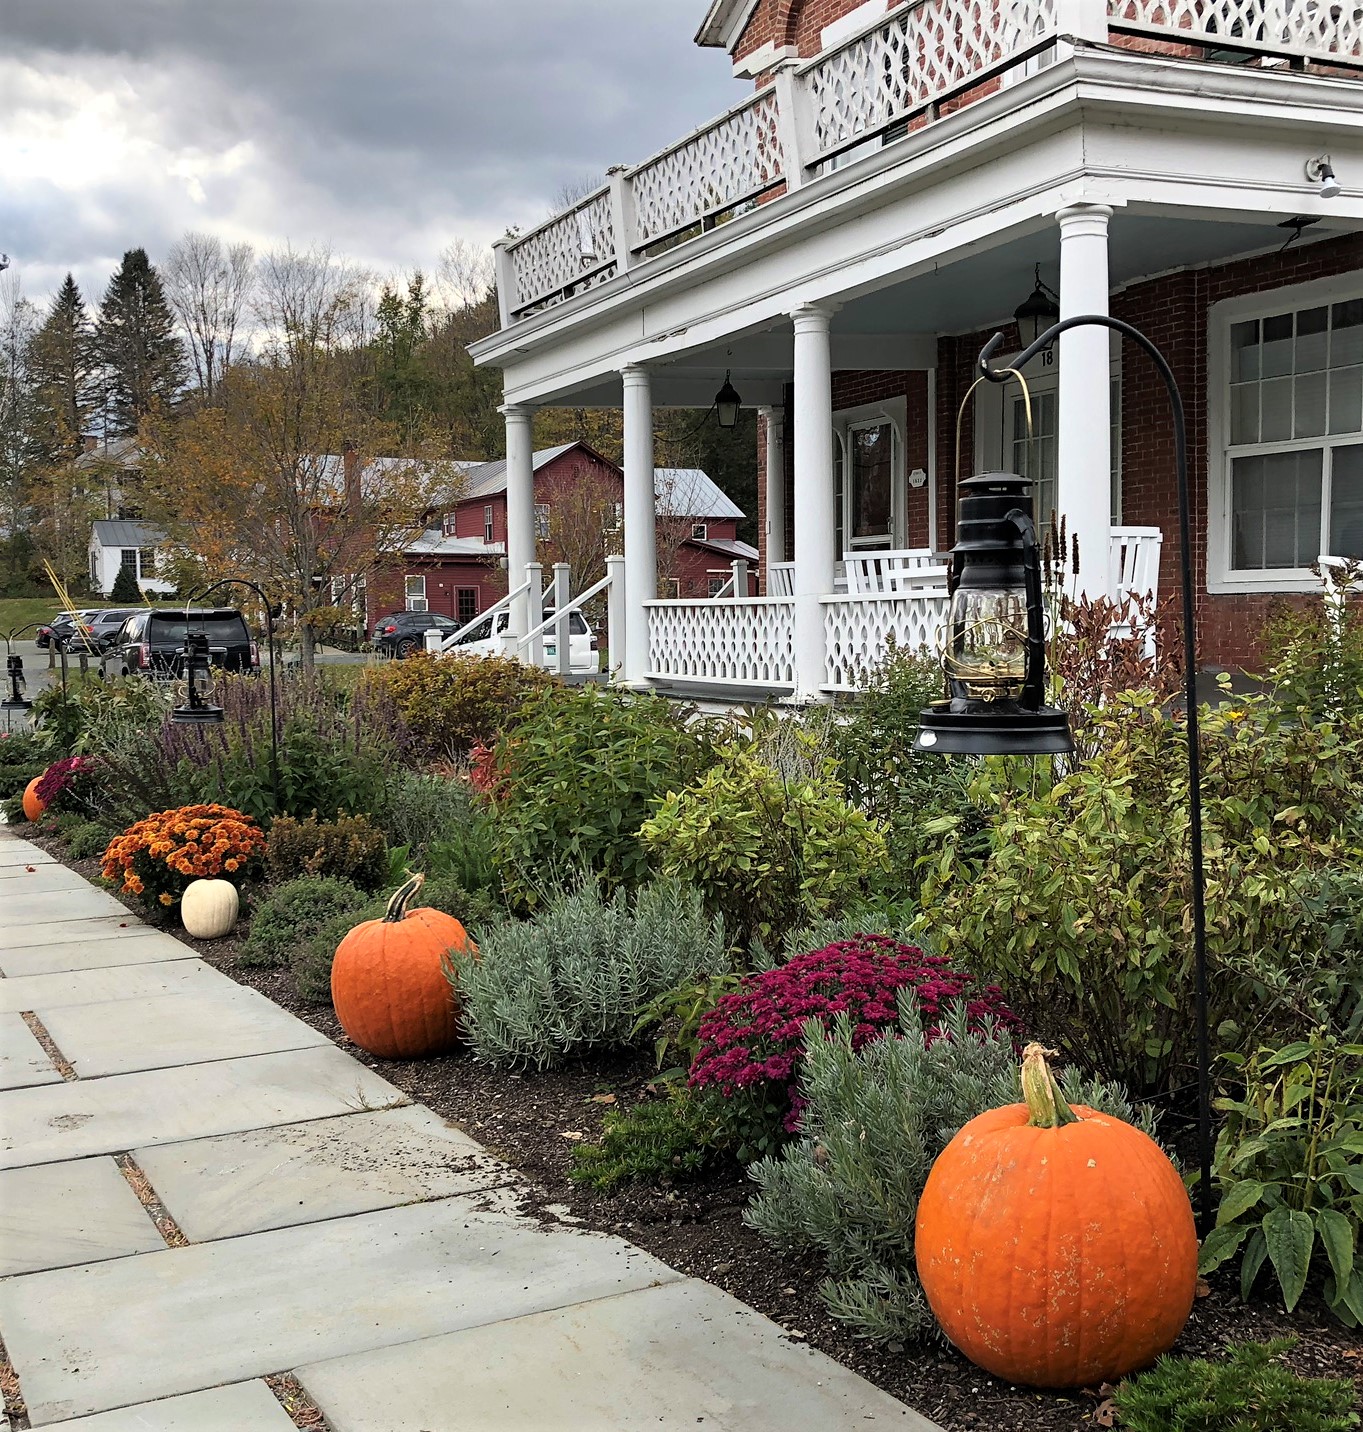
[{"xmin": 181, "ymin": 878, "xmax": 239, "ymax": 939}]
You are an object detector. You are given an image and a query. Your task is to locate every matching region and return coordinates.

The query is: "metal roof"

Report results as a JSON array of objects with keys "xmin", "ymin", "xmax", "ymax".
[
  {"xmin": 655, "ymin": 467, "xmax": 743, "ymax": 520},
  {"xmin": 90, "ymin": 519, "xmax": 164, "ymax": 548},
  {"xmin": 405, "ymin": 529, "xmax": 505, "ymax": 558}
]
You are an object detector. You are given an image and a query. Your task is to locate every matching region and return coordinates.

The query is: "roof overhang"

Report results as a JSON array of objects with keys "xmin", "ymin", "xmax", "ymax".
[{"xmin": 695, "ymin": 0, "xmax": 762, "ymax": 51}]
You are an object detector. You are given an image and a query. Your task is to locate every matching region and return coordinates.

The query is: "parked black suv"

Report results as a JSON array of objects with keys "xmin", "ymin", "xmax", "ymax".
[
  {"xmin": 371, "ymin": 610, "xmax": 461, "ymax": 659},
  {"xmin": 111, "ymin": 608, "xmax": 259, "ymax": 678}
]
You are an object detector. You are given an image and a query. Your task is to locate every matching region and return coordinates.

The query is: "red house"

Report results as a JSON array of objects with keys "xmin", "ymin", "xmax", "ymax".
[{"xmin": 373, "ymin": 442, "xmax": 756, "ymax": 623}]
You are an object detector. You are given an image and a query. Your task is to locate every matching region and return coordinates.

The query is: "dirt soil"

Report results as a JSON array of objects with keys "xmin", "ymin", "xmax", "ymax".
[{"xmin": 27, "ymin": 830, "xmax": 1363, "ymax": 1431}]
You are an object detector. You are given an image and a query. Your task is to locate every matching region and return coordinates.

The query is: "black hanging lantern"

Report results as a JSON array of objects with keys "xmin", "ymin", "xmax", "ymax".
[
  {"xmin": 3, "ymin": 653, "xmax": 30, "ymax": 712},
  {"xmin": 714, "ymin": 371, "xmax": 743, "ymax": 429},
  {"xmin": 1013, "ymin": 265, "xmax": 1060, "ymax": 350},
  {"xmin": 917, "ymin": 472, "xmax": 1073, "ymax": 756},
  {"xmin": 170, "ymin": 632, "xmax": 224, "ymax": 725}
]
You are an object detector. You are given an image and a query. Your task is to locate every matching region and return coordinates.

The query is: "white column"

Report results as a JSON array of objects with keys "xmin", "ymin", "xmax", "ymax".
[
  {"xmin": 760, "ymin": 404, "xmax": 787, "ymax": 578},
  {"xmin": 502, "ymin": 402, "xmax": 537, "ymax": 642},
  {"xmin": 791, "ymin": 305, "xmax": 836, "ymax": 702},
  {"xmin": 1057, "ymin": 204, "xmax": 1114, "ymax": 599},
  {"xmin": 621, "ymin": 364, "xmax": 657, "ymax": 686}
]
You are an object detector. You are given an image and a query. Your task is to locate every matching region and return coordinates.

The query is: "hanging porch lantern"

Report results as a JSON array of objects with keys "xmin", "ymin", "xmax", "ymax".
[
  {"xmin": 3, "ymin": 653, "xmax": 29, "ymax": 712},
  {"xmin": 170, "ymin": 633, "xmax": 224, "ymax": 725},
  {"xmin": 714, "ymin": 371, "xmax": 743, "ymax": 429},
  {"xmin": 917, "ymin": 472, "xmax": 1073, "ymax": 756},
  {"xmin": 1013, "ymin": 265, "xmax": 1060, "ymax": 350}
]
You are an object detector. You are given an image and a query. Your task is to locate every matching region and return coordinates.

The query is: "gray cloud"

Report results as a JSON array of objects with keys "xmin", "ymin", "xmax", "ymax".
[{"xmin": 1, "ymin": 1, "xmax": 743, "ymax": 303}]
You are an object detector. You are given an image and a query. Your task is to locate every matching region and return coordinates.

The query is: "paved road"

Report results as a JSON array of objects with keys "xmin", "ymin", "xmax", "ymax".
[{"xmin": 0, "ymin": 825, "xmax": 935, "ymax": 1430}]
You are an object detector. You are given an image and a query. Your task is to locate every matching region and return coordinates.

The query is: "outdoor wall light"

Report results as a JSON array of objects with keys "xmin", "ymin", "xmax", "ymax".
[
  {"xmin": 3, "ymin": 653, "xmax": 30, "ymax": 712},
  {"xmin": 1307, "ymin": 155, "xmax": 1342, "ymax": 199},
  {"xmin": 917, "ymin": 472, "xmax": 1073, "ymax": 757},
  {"xmin": 170, "ymin": 633, "xmax": 224, "ymax": 725},
  {"xmin": 714, "ymin": 371, "xmax": 743, "ymax": 429},
  {"xmin": 1013, "ymin": 265, "xmax": 1061, "ymax": 349}
]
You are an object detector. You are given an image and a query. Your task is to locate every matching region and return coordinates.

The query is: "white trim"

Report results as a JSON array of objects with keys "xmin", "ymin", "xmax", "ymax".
[
  {"xmin": 1207, "ymin": 272, "xmax": 1363, "ymax": 594},
  {"xmin": 820, "ymin": 0, "xmax": 890, "ymax": 51},
  {"xmin": 833, "ymin": 395, "xmax": 912, "ymax": 550}
]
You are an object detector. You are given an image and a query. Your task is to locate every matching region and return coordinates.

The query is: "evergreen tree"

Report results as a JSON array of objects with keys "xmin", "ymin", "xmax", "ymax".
[
  {"xmin": 26, "ymin": 274, "xmax": 95, "ymax": 463},
  {"xmin": 109, "ymin": 563, "xmax": 143, "ymax": 603},
  {"xmin": 96, "ymin": 249, "xmax": 187, "ymax": 434}
]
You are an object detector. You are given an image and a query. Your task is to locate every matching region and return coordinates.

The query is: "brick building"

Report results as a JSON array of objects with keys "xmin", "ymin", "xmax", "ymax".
[{"xmin": 472, "ymin": 0, "xmax": 1362, "ymax": 696}]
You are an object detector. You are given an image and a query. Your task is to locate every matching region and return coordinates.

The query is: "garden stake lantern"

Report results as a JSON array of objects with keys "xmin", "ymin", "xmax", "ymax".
[
  {"xmin": 3, "ymin": 652, "xmax": 29, "ymax": 712},
  {"xmin": 917, "ymin": 472, "xmax": 1073, "ymax": 757},
  {"xmin": 170, "ymin": 632, "xmax": 224, "ymax": 725}
]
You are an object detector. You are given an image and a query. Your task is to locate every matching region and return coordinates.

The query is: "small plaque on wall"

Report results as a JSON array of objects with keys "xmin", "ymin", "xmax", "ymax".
[{"xmin": 908, "ymin": 467, "xmax": 928, "ymax": 489}]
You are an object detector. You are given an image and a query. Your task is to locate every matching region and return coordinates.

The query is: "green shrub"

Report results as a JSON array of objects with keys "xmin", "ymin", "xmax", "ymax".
[
  {"xmin": 449, "ymin": 880, "xmax": 729, "ymax": 1069},
  {"xmin": 1113, "ymin": 1339, "xmax": 1360, "ymax": 1432},
  {"xmin": 1198, "ymin": 1029, "xmax": 1362, "ymax": 1326},
  {"xmin": 0, "ymin": 729, "xmax": 49, "ymax": 809},
  {"xmin": 640, "ymin": 741, "xmax": 888, "ymax": 949},
  {"xmin": 241, "ymin": 875, "xmax": 367, "ymax": 969},
  {"xmin": 365, "ymin": 653, "xmax": 556, "ymax": 759},
  {"xmin": 491, "ymin": 687, "xmax": 714, "ymax": 907},
  {"xmin": 373, "ymin": 769, "xmax": 476, "ymax": 865},
  {"xmin": 745, "ymin": 998, "xmax": 1158, "ymax": 1343},
  {"xmin": 66, "ymin": 819, "xmax": 115, "ymax": 861},
  {"xmin": 1262, "ymin": 591, "xmax": 1363, "ymax": 722},
  {"xmin": 570, "ymin": 1092, "xmax": 722, "ymax": 1191},
  {"xmin": 920, "ymin": 688, "xmax": 1363, "ymax": 1091},
  {"xmin": 265, "ymin": 812, "xmax": 389, "ymax": 890}
]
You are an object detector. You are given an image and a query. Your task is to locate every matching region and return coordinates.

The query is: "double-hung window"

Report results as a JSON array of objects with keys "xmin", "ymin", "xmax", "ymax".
[{"xmin": 1215, "ymin": 287, "xmax": 1363, "ymax": 589}]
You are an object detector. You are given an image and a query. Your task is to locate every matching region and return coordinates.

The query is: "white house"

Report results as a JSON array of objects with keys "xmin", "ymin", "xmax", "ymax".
[
  {"xmin": 89, "ymin": 520, "xmax": 174, "ymax": 597},
  {"xmin": 469, "ymin": 0, "xmax": 1362, "ymax": 700}
]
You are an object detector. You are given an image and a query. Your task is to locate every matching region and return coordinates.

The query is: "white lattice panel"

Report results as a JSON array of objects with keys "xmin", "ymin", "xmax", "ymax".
[
  {"xmin": 807, "ymin": 0, "xmax": 1061, "ymax": 158},
  {"xmin": 1109, "ymin": 0, "xmax": 1363, "ymax": 60},
  {"xmin": 647, "ymin": 599, "xmax": 795, "ymax": 688},
  {"xmin": 509, "ymin": 191, "xmax": 617, "ymax": 314},
  {"xmin": 822, "ymin": 592, "xmax": 950, "ymax": 691},
  {"xmin": 632, "ymin": 92, "xmax": 784, "ymax": 247}
]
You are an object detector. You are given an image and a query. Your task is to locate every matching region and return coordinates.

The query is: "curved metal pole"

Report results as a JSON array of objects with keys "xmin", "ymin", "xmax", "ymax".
[
  {"xmin": 186, "ymin": 579, "xmax": 282, "ymax": 814},
  {"xmin": 982, "ymin": 317, "xmax": 1212, "ymax": 1237}
]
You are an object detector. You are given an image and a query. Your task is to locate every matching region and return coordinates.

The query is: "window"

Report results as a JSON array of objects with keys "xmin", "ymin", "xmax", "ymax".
[
  {"xmin": 483, "ymin": 505, "xmax": 495, "ymax": 543},
  {"xmin": 139, "ymin": 548, "xmax": 157, "ymax": 580},
  {"xmin": 535, "ymin": 503, "xmax": 552, "ymax": 540},
  {"xmin": 707, "ymin": 576, "xmax": 726, "ymax": 597},
  {"xmin": 691, "ymin": 522, "xmax": 708, "ymax": 540},
  {"xmin": 667, "ymin": 578, "xmax": 682, "ymax": 598},
  {"xmin": 119, "ymin": 549, "xmax": 138, "ymax": 576},
  {"xmin": 442, "ymin": 512, "xmax": 458, "ymax": 537},
  {"xmin": 833, "ymin": 397, "xmax": 911, "ymax": 555},
  {"xmin": 1009, "ymin": 378, "xmax": 1122, "ymax": 534},
  {"xmin": 850, "ymin": 422, "xmax": 894, "ymax": 544},
  {"xmin": 456, "ymin": 587, "xmax": 479, "ymax": 622},
  {"xmin": 404, "ymin": 575, "xmax": 428, "ymax": 612},
  {"xmin": 608, "ymin": 502, "xmax": 623, "ymax": 532},
  {"xmin": 1223, "ymin": 298, "xmax": 1363, "ymax": 578}
]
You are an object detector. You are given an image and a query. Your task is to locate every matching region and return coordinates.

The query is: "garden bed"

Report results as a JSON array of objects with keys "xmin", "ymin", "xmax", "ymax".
[{"xmin": 28, "ymin": 831, "xmax": 1363, "ymax": 1432}]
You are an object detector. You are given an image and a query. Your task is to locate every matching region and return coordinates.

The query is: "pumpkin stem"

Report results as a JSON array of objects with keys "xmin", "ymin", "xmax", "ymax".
[
  {"xmin": 1021, "ymin": 1043, "xmax": 1080, "ymax": 1128},
  {"xmin": 384, "ymin": 873, "xmax": 425, "ymax": 924}
]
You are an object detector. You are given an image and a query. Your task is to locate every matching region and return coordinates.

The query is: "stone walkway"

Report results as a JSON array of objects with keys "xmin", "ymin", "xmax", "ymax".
[{"xmin": 0, "ymin": 827, "xmax": 937, "ymax": 1431}]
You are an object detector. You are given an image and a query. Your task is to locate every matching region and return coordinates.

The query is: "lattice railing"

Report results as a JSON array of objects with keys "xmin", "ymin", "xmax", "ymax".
[
  {"xmin": 822, "ymin": 592, "xmax": 950, "ymax": 691},
  {"xmin": 508, "ymin": 189, "xmax": 617, "ymax": 317},
  {"xmin": 631, "ymin": 90, "xmax": 785, "ymax": 249},
  {"xmin": 1108, "ymin": 0, "xmax": 1363, "ymax": 64},
  {"xmin": 805, "ymin": 0, "xmax": 1063, "ymax": 162},
  {"xmin": 646, "ymin": 598, "xmax": 795, "ymax": 688}
]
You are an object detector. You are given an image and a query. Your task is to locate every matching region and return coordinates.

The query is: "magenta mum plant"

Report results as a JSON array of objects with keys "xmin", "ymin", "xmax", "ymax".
[
  {"xmin": 34, "ymin": 756, "xmax": 100, "ymax": 816},
  {"xmin": 689, "ymin": 936, "xmax": 1020, "ymax": 1157}
]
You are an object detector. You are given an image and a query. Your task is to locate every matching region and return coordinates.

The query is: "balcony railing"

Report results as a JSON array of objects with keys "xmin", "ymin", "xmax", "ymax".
[{"xmin": 498, "ymin": 0, "xmax": 1360, "ymax": 323}]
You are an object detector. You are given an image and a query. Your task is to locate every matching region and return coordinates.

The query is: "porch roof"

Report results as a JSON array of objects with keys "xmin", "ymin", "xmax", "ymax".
[{"xmin": 405, "ymin": 529, "xmax": 503, "ymax": 559}]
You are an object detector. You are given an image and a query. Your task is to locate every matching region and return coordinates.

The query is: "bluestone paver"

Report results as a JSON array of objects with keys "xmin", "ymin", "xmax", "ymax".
[
  {"xmin": 0, "ymin": 863, "xmax": 89, "ymax": 888},
  {"xmin": 135, "ymin": 1105, "xmax": 510, "ymax": 1241},
  {"xmin": 0, "ymin": 1157, "xmax": 166, "ymax": 1276},
  {"xmin": 0, "ymin": 841, "xmax": 54, "ymax": 867},
  {"xmin": 41, "ymin": 1381, "xmax": 297, "ymax": 1430},
  {"xmin": 0, "ymin": 930, "xmax": 197, "ymax": 978},
  {"xmin": 0, "ymin": 1196, "xmax": 680, "ymax": 1424},
  {"xmin": 0, "ymin": 1011, "xmax": 61, "ymax": 1090},
  {"xmin": 0, "ymin": 959, "xmax": 238, "ymax": 1015},
  {"xmin": 0, "ymin": 1046, "xmax": 407, "ymax": 1168},
  {"xmin": 0, "ymin": 915, "xmax": 162, "ymax": 956},
  {"xmin": 298, "ymin": 1278, "xmax": 930, "ymax": 1431},
  {"xmin": 4, "ymin": 887, "xmax": 131, "ymax": 925}
]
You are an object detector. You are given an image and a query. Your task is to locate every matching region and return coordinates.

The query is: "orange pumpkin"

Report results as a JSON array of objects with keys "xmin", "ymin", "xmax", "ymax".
[
  {"xmin": 330, "ymin": 874, "xmax": 473, "ymax": 1059},
  {"xmin": 22, "ymin": 777, "xmax": 46, "ymax": 822},
  {"xmin": 915, "ymin": 1043, "xmax": 1197, "ymax": 1390}
]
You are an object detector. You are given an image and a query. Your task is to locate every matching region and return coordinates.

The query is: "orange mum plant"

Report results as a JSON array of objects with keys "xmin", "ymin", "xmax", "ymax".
[{"xmin": 102, "ymin": 804, "xmax": 267, "ymax": 911}]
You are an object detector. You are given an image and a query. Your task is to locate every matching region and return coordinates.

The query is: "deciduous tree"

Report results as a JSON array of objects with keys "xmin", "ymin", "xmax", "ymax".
[{"xmin": 163, "ymin": 232, "xmax": 255, "ymax": 398}]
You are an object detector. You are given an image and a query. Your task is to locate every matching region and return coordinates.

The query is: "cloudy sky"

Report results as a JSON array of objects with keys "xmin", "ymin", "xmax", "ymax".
[{"xmin": 1, "ymin": 0, "xmax": 744, "ymax": 308}]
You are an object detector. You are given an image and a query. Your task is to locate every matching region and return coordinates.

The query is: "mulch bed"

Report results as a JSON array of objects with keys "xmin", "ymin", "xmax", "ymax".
[{"xmin": 24, "ymin": 829, "xmax": 1363, "ymax": 1430}]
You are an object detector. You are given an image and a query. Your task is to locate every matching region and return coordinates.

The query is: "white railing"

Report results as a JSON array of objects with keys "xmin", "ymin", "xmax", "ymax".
[
  {"xmin": 822, "ymin": 591, "xmax": 951, "ymax": 691},
  {"xmin": 647, "ymin": 598, "xmax": 796, "ymax": 688},
  {"xmin": 515, "ymin": 559, "xmax": 620, "ymax": 676},
  {"xmin": 505, "ymin": 189, "xmax": 618, "ymax": 319},
  {"xmin": 1108, "ymin": 0, "xmax": 1363, "ymax": 64},
  {"xmin": 433, "ymin": 579, "xmax": 533, "ymax": 654}
]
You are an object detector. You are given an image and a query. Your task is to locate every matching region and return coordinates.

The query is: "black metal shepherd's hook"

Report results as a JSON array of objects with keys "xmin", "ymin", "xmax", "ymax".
[{"xmin": 979, "ymin": 315, "xmax": 1213, "ymax": 1237}]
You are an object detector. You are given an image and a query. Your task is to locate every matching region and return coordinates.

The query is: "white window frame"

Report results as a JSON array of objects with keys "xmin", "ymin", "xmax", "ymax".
[
  {"xmin": 1209, "ymin": 274, "xmax": 1363, "ymax": 594},
  {"xmin": 404, "ymin": 575, "xmax": 428, "ymax": 612},
  {"xmin": 534, "ymin": 503, "xmax": 552, "ymax": 540},
  {"xmin": 832, "ymin": 396, "xmax": 913, "ymax": 555},
  {"xmin": 691, "ymin": 522, "xmax": 709, "ymax": 540},
  {"xmin": 483, "ymin": 505, "xmax": 495, "ymax": 543}
]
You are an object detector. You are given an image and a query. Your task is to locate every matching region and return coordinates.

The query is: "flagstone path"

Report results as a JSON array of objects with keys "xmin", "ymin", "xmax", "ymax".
[{"xmin": 0, "ymin": 825, "xmax": 938, "ymax": 1431}]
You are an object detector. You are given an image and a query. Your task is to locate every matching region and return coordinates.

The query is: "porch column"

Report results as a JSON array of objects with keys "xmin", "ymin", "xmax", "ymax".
[
  {"xmin": 1056, "ymin": 203, "xmax": 1114, "ymax": 599},
  {"xmin": 502, "ymin": 402, "xmax": 537, "ymax": 643},
  {"xmin": 791, "ymin": 305, "xmax": 836, "ymax": 703},
  {"xmin": 621, "ymin": 363, "xmax": 657, "ymax": 686},
  {"xmin": 760, "ymin": 404, "xmax": 786, "ymax": 578}
]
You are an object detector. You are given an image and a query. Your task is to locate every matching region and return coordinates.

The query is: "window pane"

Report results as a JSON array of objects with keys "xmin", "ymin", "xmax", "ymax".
[
  {"xmin": 1232, "ymin": 450, "xmax": 1322, "ymax": 570},
  {"xmin": 1260, "ymin": 376, "xmax": 1293, "ymax": 442},
  {"xmin": 1295, "ymin": 369, "xmax": 1327, "ymax": 438},
  {"xmin": 1333, "ymin": 301, "xmax": 1363, "ymax": 368},
  {"xmin": 1231, "ymin": 320, "xmax": 1260, "ymax": 381},
  {"xmin": 1330, "ymin": 365, "xmax": 1363, "ymax": 436},
  {"xmin": 1296, "ymin": 306, "xmax": 1329, "ymax": 373},
  {"xmin": 1231, "ymin": 382, "xmax": 1259, "ymax": 444},
  {"xmin": 1330, "ymin": 444, "xmax": 1363, "ymax": 559},
  {"xmin": 1261, "ymin": 313, "xmax": 1294, "ymax": 378},
  {"xmin": 851, "ymin": 424, "xmax": 893, "ymax": 540}
]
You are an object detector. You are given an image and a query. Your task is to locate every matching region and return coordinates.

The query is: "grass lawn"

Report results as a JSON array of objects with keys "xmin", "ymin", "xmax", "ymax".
[{"xmin": 0, "ymin": 597, "xmax": 65, "ymax": 638}]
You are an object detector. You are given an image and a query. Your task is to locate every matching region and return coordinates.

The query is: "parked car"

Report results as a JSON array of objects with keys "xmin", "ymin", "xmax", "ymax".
[
  {"xmin": 111, "ymin": 608, "xmax": 259, "ymax": 679},
  {"xmin": 38, "ymin": 609, "xmax": 101, "ymax": 650},
  {"xmin": 370, "ymin": 611, "xmax": 462, "ymax": 660},
  {"xmin": 62, "ymin": 608, "xmax": 140, "ymax": 656},
  {"xmin": 452, "ymin": 607, "xmax": 596, "ymax": 673}
]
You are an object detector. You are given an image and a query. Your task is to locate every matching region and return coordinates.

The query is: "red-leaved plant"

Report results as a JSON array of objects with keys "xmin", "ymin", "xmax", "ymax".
[
  {"xmin": 34, "ymin": 756, "xmax": 101, "ymax": 817},
  {"xmin": 689, "ymin": 936, "xmax": 1021, "ymax": 1159}
]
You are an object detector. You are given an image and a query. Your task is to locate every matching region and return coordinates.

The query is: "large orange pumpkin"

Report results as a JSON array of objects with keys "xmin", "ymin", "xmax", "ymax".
[
  {"xmin": 330, "ymin": 874, "xmax": 474, "ymax": 1059},
  {"xmin": 915, "ymin": 1044, "xmax": 1197, "ymax": 1390},
  {"xmin": 22, "ymin": 777, "xmax": 46, "ymax": 822}
]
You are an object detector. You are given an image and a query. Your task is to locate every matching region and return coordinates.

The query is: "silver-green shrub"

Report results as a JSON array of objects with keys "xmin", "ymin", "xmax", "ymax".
[
  {"xmin": 745, "ymin": 995, "xmax": 1159, "ymax": 1344},
  {"xmin": 449, "ymin": 880, "xmax": 729, "ymax": 1069}
]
